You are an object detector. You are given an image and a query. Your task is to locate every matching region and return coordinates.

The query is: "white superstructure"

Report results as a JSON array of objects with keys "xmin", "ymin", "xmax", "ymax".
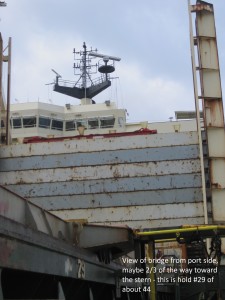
[
  {"xmin": 10, "ymin": 100, "xmax": 126, "ymax": 140},
  {"xmin": 9, "ymin": 100, "xmax": 198, "ymax": 143}
]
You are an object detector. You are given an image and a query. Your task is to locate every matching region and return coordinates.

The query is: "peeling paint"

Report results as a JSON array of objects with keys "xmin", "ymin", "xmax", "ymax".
[
  {"xmin": 65, "ymin": 258, "xmax": 73, "ymax": 275},
  {"xmin": 0, "ymin": 131, "xmax": 204, "ymax": 228}
]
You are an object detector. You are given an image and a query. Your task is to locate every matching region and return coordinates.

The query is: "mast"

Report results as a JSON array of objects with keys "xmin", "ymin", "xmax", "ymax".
[
  {"xmin": 81, "ymin": 42, "xmax": 87, "ymax": 96},
  {"xmin": 53, "ymin": 42, "xmax": 121, "ymax": 102}
]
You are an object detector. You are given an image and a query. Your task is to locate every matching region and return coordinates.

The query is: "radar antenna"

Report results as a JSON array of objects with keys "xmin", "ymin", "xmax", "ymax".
[
  {"xmin": 52, "ymin": 42, "xmax": 121, "ymax": 100},
  {"xmin": 89, "ymin": 52, "xmax": 121, "ymax": 80}
]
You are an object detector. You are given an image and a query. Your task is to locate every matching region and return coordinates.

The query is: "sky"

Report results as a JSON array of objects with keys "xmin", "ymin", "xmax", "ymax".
[{"xmin": 0, "ymin": 0, "xmax": 225, "ymax": 123}]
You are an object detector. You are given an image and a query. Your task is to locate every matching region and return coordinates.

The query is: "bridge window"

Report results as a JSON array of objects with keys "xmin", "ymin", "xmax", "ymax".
[
  {"xmin": 12, "ymin": 118, "xmax": 22, "ymax": 129},
  {"xmin": 23, "ymin": 116, "xmax": 36, "ymax": 128},
  {"xmin": 51, "ymin": 119, "xmax": 63, "ymax": 131},
  {"xmin": 88, "ymin": 118, "xmax": 99, "ymax": 129},
  {"xmin": 65, "ymin": 120, "xmax": 76, "ymax": 131},
  {"xmin": 100, "ymin": 116, "xmax": 115, "ymax": 128},
  {"xmin": 39, "ymin": 116, "xmax": 51, "ymax": 129}
]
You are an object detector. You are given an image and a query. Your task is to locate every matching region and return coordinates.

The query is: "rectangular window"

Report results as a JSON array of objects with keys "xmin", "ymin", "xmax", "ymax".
[
  {"xmin": 51, "ymin": 119, "xmax": 63, "ymax": 131},
  {"xmin": 65, "ymin": 120, "xmax": 76, "ymax": 131},
  {"xmin": 100, "ymin": 116, "xmax": 115, "ymax": 128},
  {"xmin": 39, "ymin": 116, "xmax": 51, "ymax": 129},
  {"xmin": 12, "ymin": 118, "xmax": 22, "ymax": 129},
  {"xmin": 23, "ymin": 116, "xmax": 36, "ymax": 128},
  {"xmin": 88, "ymin": 118, "xmax": 99, "ymax": 129}
]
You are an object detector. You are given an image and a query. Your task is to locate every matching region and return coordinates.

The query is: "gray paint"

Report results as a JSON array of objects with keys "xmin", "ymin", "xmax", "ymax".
[
  {"xmin": 7, "ymin": 174, "xmax": 202, "ymax": 197},
  {"xmin": 0, "ymin": 145, "xmax": 199, "ymax": 171},
  {"xmin": 30, "ymin": 188, "xmax": 203, "ymax": 210},
  {"xmin": 0, "ymin": 131, "xmax": 204, "ymax": 228}
]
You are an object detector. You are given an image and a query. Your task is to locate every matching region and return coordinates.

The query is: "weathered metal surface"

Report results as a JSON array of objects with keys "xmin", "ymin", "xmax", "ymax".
[
  {"xmin": 0, "ymin": 215, "xmax": 118, "ymax": 285},
  {"xmin": 6, "ymin": 174, "xmax": 202, "ymax": 197},
  {"xmin": 101, "ymin": 217, "xmax": 206, "ymax": 229},
  {"xmin": 211, "ymin": 191, "xmax": 225, "ymax": 222},
  {"xmin": 0, "ymin": 204, "xmax": 136, "ymax": 296},
  {"xmin": 191, "ymin": 3, "xmax": 213, "ymax": 14},
  {"xmin": 205, "ymin": 101, "xmax": 224, "ymax": 128},
  {"xmin": 201, "ymin": 70, "xmax": 221, "ymax": 99},
  {"xmin": 210, "ymin": 159, "xmax": 225, "ymax": 189},
  {"xmin": 194, "ymin": 1, "xmax": 225, "ymax": 223},
  {"xmin": 0, "ymin": 160, "xmax": 200, "ymax": 184},
  {"xmin": 51, "ymin": 202, "xmax": 204, "ymax": 223},
  {"xmin": 74, "ymin": 224, "xmax": 133, "ymax": 250},
  {"xmin": 0, "ymin": 185, "xmax": 73, "ymax": 240},
  {"xmin": 30, "ymin": 188, "xmax": 202, "ymax": 210},
  {"xmin": 0, "ymin": 144, "xmax": 199, "ymax": 171},
  {"xmin": 0, "ymin": 132, "xmax": 198, "ymax": 157},
  {"xmin": 0, "ymin": 131, "xmax": 204, "ymax": 228},
  {"xmin": 0, "ymin": 186, "xmax": 133, "ymax": 253},
  {"xmin": 207, "ymin": 128, "xmax": 225, "ymax": 157},
  {"xmin": 188, "ymin": 2, "xmax": 209, "ymax": 225}
]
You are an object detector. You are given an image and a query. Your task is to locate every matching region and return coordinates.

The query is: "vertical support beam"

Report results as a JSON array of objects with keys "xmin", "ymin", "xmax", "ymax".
[
  {"xmin": 147, "ymin": 242, "xmax": 156, "ymax": 300},
  {"xmin": 115, "ymin": 275, "xmax": 121, "ymax": 299},
  {"xmin": 181, "ymin": 244, "xmax": 187, "ymax": 269},
  {"xmin": 134, "ymin": 239, "xmax": 142, "ymax": 270},
  {"xmin": 188, "ymin": 0, "xmax": 208, "ymax": 225},
  {"xmin": 191, "ymin": 1, "xmax": 225, "ymax": 226},
  {"xmin": 5, "ymin": 37, "xmax": 11, "ymax": 145},
  {"xmin": 58, "ymin": 282, "xmax": 65, "ymax": 300},
  {"xmin": 89, "ymin": 287, "xmax": 94, "ymax": 300},
  {"xmin": 0, "ymin": 268, "xmax": 3, "ymax": 300}
]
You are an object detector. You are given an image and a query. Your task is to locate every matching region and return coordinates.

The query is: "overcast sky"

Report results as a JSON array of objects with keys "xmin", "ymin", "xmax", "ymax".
[{"xmin": 1, "ymin": 0, "xmax": 225, "ymax": 122}]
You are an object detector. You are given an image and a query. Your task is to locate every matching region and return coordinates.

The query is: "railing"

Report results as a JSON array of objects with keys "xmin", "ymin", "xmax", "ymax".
[{"xmin": 56, "ymin": 75, "xmax": 109, "ymax": 89}]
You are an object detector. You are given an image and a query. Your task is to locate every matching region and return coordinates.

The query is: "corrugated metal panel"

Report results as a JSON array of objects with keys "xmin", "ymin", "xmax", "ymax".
[
  {"xmin": 0, "ymin": 160, "xmax": 200, "ymax": 184},
  {"xmin": 0, "ymin": 131, "xmax": 204, "ymax": 228},
  {"xmin": 0, "ymin": 145, "xmax": 199, "ymax": 171},
  {"xmin": 50, "ymin": 202, "xmax": 204, "ymax": 222},
  {"xmin": 6, "ymin": 174, "xmax": 202, "ymax": 197},
  {"xmin": 29, "ymin": 188, "xmax": 203, "ymax": 210},
  {"xmin": 0, "ymin": 132, "xmax": 198, "ymax": 158}
]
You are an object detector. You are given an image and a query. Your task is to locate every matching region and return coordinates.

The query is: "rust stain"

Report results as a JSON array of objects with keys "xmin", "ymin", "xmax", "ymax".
[
  {"xmin": 191, "ymin": 4, "xmax": 213, "ymax": 13},
  {"xmin": 16, "ymin": 178, "xmax": 25, "ymax": 184},
  {"xmin": 206, "ymin": 100, "xmax": 224, "ymax": 127},
  {"xmin": 113, "ymin": 167, "xmax": 121, "ymax": 178},
  {"xmin": 211, "ymin": 183, "xmax": 222, "ymax": 189}
]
